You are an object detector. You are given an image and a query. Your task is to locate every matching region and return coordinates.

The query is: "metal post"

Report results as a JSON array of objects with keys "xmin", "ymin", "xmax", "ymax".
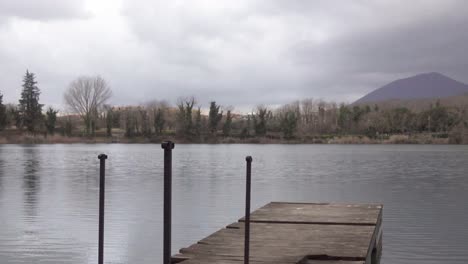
[
  {"xmin": 244, "ymin": 156, "xmax": 252, "ymax": 264},
  {"xmin": 162, "ymin": 141, "xmax": 175, "ymax": 264},
  {"xmin": 98, "ymin": 154, "xmax": 108, "ymax": 264}
]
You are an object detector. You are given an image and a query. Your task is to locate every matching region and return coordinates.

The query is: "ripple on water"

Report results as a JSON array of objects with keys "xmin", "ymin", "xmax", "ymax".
[{"xmin": 1, "ymin": 144, "xmax": 468, "ymax": 264}]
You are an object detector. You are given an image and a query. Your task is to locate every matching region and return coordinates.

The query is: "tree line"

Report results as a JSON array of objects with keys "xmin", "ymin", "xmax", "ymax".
[
  {"xmin": 0, "ymin": 70, "xmax": 111, "ymax": 137},
  {"xmin": 1, "ymin": 70, "xmax": 468, "ymax": 143},
  {"xmin": 69, "ymin": 96, "xmax": 468, "ymax": 143},
  {"xmin": 0, "ymin": 70, "xmax": 58, "ymax": 135}
]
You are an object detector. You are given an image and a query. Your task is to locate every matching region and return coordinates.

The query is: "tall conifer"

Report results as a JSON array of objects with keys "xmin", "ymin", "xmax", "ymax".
[{"xmin": 18, "ymin": 70, "xmax": 43, "ymax": 132}]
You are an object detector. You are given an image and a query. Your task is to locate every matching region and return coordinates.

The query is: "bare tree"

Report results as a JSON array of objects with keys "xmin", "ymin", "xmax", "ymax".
[
  {"xmin": 64, "ymin": 76, "xmax": 112, "ymax": 136},
  {"xmin": 277, "ymin": 103, "xmax": 300, "ymax": 139},
  {"xmin": 176, "ymin": 96, "xmax": 196, "ymax": 137},
  {"xmin": 301, "ymin": 98, "xmax": 316, "ymax": 133}
]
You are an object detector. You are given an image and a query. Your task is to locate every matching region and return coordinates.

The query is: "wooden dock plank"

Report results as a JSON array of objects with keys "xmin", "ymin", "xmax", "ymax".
[
  {"xmin": 239, "ymin": 202, "xmax": 382, "ymax": 225},
  {"xmin": 173, "ymin": 202, "xmax": 382, "ymax": 264},
  {"xmin": 305, "ymin": 262, "xmax": 364, "ymax": 264}
]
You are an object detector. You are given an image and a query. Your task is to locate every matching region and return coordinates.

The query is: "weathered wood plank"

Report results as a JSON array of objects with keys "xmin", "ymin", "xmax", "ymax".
[
  {"xmin": 305, "ymin": 262, "xmax": 364, "ymax": 264},
  {"xmin": 239, "ymin": 202, "xmax": 382, "ymax": 225},
  {"xmin": 173, "ymin": 202, "xmax": 382, "ymax": 264}
]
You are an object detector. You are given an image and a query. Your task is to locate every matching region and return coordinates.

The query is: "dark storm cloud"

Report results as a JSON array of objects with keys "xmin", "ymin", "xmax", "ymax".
[
  {"xmin": 1, "ymin": 0, "xmax": 468, "ymax": 111},
  {"xmin": 288, "ymin": 1, "xmax": 468, "ymax": 98}
]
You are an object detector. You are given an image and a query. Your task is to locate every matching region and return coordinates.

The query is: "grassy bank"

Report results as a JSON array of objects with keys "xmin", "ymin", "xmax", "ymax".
[{"xmin": 0, "ymin": 133, "xmax": 457, "ymax": 144}]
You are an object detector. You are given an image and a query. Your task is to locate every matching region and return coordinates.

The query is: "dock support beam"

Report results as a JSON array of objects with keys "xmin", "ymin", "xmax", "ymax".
[
  {"xmin": 98, "ymin": 154, "xmax": 108, "ymax": 264},
  {"xmin": 162, "ymin": 141, "xmax": 175, "ymax": 264},
  {"xmin": 244, "ymin": 156, "xmax": 252, "ymax": 264}
]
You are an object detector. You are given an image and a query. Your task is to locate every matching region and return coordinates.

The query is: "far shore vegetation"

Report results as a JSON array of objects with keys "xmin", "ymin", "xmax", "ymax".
[{"xmin": 1, "ymin": 70, "xmax": 468, "ymax": 144}]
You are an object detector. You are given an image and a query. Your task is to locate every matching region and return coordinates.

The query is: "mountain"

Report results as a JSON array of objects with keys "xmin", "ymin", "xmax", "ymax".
[{"xmin": 354, "ymin": 72, "xmax": 468, "ymax": 104}]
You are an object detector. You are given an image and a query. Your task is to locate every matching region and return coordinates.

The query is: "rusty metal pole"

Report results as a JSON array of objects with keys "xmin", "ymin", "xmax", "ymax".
[
  {"xmin": 244, "ymin": 156, "xmax": 252, "ymax": 264},
  {"xmin": 98, "ymin": 154, "xmax": 108, "ymax": 264},
  {"xmin": 162, "ymin": 141, "xmax": 175, "ymax": 264}
]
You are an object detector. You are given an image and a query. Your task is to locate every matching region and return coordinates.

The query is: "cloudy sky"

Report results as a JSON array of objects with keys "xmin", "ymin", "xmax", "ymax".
[{"xmin": 1, "ymin": 0, "xmax": 467, "ymax": 111}]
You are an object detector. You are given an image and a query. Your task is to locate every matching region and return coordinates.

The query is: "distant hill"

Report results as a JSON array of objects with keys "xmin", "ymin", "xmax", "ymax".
[{"xmin": 354, "ymin": 72, "xmax": 468, "ymax": 104}]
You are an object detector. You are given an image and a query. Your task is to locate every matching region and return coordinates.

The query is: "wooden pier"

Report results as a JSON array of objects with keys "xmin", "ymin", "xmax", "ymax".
[{"xmin": 172, "ymin": 202, "xmax": 383, "ymax": 264}]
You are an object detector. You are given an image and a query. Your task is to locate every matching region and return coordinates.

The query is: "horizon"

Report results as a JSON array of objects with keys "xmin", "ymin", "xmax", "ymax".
[
  {"xmin": 2, "ymin": 70, "xmax": 467, "ymax": 114},
  {"xmin": 1, "ymin": 1, "xmax": 468, "ymax": 110}
]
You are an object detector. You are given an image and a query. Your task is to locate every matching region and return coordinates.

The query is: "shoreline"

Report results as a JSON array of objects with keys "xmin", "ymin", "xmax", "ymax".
[{"xmin": 0, "ymin": 133, "xmax": 459, "ymax": 145}]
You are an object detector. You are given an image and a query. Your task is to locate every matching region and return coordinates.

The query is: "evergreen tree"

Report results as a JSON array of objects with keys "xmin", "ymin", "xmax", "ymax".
[
  {"xmin": 208, "ymin": 101, "xmax": 223, "ymax": 135},
  {"xmin": 242, "ymin": 114, "xmax": 252, "ymax": 138},
  {"xmin": 106, "ymin": 108, "xmax": 113, "ymax": 137},
  {"xmin": 125, "ymin": 111, "xmax": 135, "ymax": 137},
  {"xmin": 338, "ymin": 104, "xmax": 351, "ymax": 131},
  {"xmin": 0, "ymin": 91, "xmax": 6, "ymax": 130},
  {"xmin": 112, "ymin": 110, "xmax": 120, "ymax": 128},
  {"xmin": 9, "ymin": 106, "xmax": 22, "ymax": 129},
  {"xmin": 254, "ymin": 106, "xmax": 269, "ymax": 136},
  {"xmin": 154, "ymin": 108, "xmax": 165, "ymax": 136},
  {"xmin": 352, "ymin": 106, "xmax": 363, "ymax": 124},
  {"xmin": 18, "ymin": 70, "xmax": 43, "ymax": 133},
  {"xmin": 194, "ymin": 107, "xmax": 202, "ymax": 137},
  {"xmin": 223, "ymin": 110, "xmax": 232, "ymax": 137},
  {"xmin": 44, "ymin": 107, "xmax": 58, "ymax": 135},
  {"xmin": 139, "ymin": 108, "xmax": 150, "ymax": 137},
  {"xmin": 176, "ymin": 97, "xmax": 195, "ymax": 137},
  {"xmin": 365, "ymin": 105, "xmax": 371, "ymax": 113},
  {"xmin": 280, "ymin": 110, "xmax": 298, "ymax": 139},
  {"xmin": 63, "ymin": 117, "xmax": 73, "ymax": 137}
]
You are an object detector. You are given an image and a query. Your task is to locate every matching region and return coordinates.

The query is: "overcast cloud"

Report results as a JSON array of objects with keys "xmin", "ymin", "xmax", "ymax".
[{"xmin": 0, "ymin": 0, "xmax": 467, "ymax": 111}]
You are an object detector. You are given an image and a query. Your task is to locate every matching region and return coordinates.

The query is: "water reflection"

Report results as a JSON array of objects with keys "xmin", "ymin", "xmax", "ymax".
[
  {"xmin": 0, "ymin": 144, "xmax": 467, "ymax": 264},
  {"xmin": 22, "ymin": 146, "xmax": 40, "ymax": 218},
  {"xmin": 0, "ymin": 146, "xmax": 3, "ymax": 192}
]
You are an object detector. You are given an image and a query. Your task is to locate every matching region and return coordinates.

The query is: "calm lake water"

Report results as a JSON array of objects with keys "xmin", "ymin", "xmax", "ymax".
[{"xmin": 0, "ymin": 144, "xmax": 467, "ymax": 264}]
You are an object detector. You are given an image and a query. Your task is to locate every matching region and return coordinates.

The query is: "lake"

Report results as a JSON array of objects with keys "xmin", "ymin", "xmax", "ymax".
[{"xmin": 0, "ymin": 144, "xmax": 467, "ymax": 264}]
